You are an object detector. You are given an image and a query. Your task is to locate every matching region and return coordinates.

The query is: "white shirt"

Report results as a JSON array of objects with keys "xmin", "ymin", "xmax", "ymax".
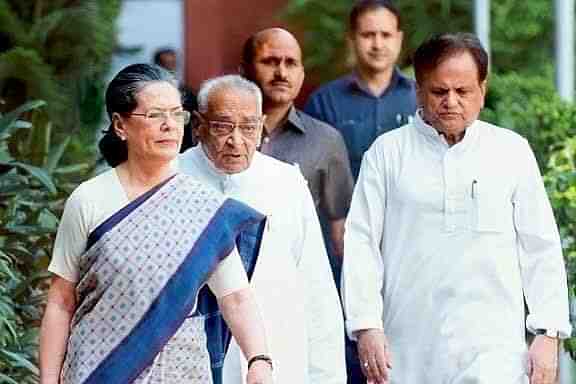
[
  {"xmin": 179, "ymin": 147, "xmax": 346, "ymax": 384},
  {"xmin": 342, "ymin": 112, "xmax": 572, "ymax": 383}
]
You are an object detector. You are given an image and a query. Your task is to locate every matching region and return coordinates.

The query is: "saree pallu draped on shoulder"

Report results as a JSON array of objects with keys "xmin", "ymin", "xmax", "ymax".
[{"xmin": 60, "ymin": 174, "xmax": 266, "ymax": 384}]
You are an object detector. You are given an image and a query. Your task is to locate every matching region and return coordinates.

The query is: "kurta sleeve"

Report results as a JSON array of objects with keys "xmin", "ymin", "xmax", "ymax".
[
  {"xmin": 341, "ymin": 144, "xmax": 386, "ymax": 340},
  {"xmin": 296, "ymin": 173, "xmax": 347, "ymax": 384},
  {"xmin": 207, "ymin": 247, "xmax": 249, "ymax": 299},
  {"xmin": 513, "ymin": 139, "xmax": 572, "ymax": 338}
]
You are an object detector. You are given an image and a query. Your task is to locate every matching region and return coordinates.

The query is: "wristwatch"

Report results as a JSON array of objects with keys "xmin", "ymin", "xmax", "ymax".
[
  {"xmin": 247, "ymin": 354, "xmax": 273, "ymax": 370},
  {"xmin": 534, "ymin": 328, "xmax": 560, "ymax": 338}
]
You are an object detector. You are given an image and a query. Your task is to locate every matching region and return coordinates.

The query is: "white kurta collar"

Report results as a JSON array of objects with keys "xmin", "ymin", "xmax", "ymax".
[
  {"xmin": 413, "ymin": 109, "xmax": 480, "ymax": 154},
  {"xmin": 196, "ymin": 145, "xmax": 257, "ymax": 193}
]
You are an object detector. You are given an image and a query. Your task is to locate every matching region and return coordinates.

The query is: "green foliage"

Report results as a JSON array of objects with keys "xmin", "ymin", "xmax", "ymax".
[
  {"xmin": 282, "ymin": 0, "xmax": 555, "ymax": 81},
  {"xmin": 545, "ymin": 138, "xmax": 576, "ymax": 286},
  {"xmin": 481, "ymin": 68, "xmax": 576, "ymax": 168},
  {"xmin": 546, "ymin": 139, "xmax": 576, "ymax": 360},
  {"xmin": 0, "ymin": 0, "xmax": 122, "ymax": 162},
  {"xmin": 0, "ymin": 2, "xmax": 119, "ymax": 379},
  {"xmin": 482, "ymin": 71, "xmax": 576, "ymax": 357},
  {"xmin": 490, "ymin": 0, "xmax": 553, "ymax": 74},
  {"xmin": 0, "ymin": 101, "xmax": 93, "ymax": 382}
]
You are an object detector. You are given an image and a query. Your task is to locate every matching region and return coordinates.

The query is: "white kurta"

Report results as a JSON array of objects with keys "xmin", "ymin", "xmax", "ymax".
[
  {"xmin": 179, "ymin": 147, "xmax": 346, "ymax": 384},
  {"xmin": 342, "ymin": 112, "xmax": 572, "ymax": 384}
]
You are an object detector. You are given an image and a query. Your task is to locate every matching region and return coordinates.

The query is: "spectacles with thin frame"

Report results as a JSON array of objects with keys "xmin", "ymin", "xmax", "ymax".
[
  {"xmin": 197, "ymin": 112, "xmax": 264, "ymax": 138},
  {"xmin": 129, "ymin": 110, "xmax": 191, "ymax": 124}
]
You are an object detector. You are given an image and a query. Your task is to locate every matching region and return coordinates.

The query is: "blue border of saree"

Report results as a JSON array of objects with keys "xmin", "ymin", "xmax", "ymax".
[{"xmin": 81, "ymin": 179, "xmax": 265, "ymax": 384}]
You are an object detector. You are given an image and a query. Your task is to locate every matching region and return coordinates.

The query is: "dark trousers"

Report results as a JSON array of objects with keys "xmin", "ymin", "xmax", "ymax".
[
  {"xmin": 345, "ymin": 338, "xmax": 366, "ymax": 384},
  {"xmin": 326, "ymin": 251, "xmax": 366, "ymax": 384}
]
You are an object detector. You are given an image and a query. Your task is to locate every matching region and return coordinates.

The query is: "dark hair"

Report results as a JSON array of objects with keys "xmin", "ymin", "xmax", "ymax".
[
  {"xmin": 241, "ymin": 35, "xmax": 257, "ymax": 66},
  {"xmin": 349, "ymin": 0, "xmax": 401, "ymax": 32},
  {"xmin": 413, "ymin": 32, "xmax": 488, "ymax": 85},
  {"xmin": 99, "ymin": 63, "xmax": 177, "ymax": 167},
  {"xmin": 152, "ymin": 47, "xmax": 176, "ymax": 67}
]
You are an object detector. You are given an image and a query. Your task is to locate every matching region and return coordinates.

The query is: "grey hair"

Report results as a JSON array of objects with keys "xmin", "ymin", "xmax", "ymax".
[{"xmin": 197, "ymin": 74, "xmax": 262, "ymax": 115}]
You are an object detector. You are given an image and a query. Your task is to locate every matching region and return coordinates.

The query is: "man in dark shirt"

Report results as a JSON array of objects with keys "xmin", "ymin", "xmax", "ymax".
[
  {"xmin": 304, "ymin": 0, "xmax": 417, "ymax": 181},
  {"xmin": 240, "ymin": 28, "xmax": 354, "ymax": 270}
]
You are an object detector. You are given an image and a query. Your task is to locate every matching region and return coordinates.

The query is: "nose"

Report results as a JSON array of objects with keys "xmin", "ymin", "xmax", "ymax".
[
  {"xmin": 445, "ymin": 91, "xmax": 458, "ymax": 108},
  {"xmin": 226, "ymin": 125, "xmax": 244, "ymax": 146},
  {"xmin": 160, "ymin": 112, "xmax": 179, "ymax": 131},
  {"xmin": 372, "ymin": 34, "xmax": 383, "ymax": 50},
  {"xmin": 274, "ymin": 63, "xmax": 287, "ymax": 79}
]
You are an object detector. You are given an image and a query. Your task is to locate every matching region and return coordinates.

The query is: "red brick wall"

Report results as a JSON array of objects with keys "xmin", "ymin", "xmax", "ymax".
[{"xmin": 183, "ymin": 0, "xmax": 289, "ymax": 92}]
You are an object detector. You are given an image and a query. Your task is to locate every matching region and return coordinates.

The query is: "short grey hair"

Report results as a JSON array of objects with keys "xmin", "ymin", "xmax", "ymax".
[{"xmin": 197, "ymin": 74, "xmax": 263, "ymax": 115}]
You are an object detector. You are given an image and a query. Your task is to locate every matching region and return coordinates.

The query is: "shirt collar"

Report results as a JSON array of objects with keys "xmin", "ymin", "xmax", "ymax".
[
  {"xmin": 347, "ymin": 67, "xmax": 412, "ymax": 96},
  {"xmin": 413, "ymin": 109, "xmax": 480, "ymax": 151},
  {"xmin": 285, "ymin": 106, "xmax": 306, "ymax": 134},
  {"xmin": 261, "ymin": 106, "xmax": 305, "ymax": 142},
  {"xmin": 195, "ymin": 144, "xmax": 254, "ymax": 190}
]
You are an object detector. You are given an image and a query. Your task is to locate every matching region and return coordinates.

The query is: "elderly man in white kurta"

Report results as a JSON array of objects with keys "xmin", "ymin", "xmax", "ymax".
[
  {"xmin": 178, "ymin": 75, "xmax": 346, "ymax": 384},
  {"xmin": 342, "ymin": 33, "xmax": 572, "ymax": 384}
]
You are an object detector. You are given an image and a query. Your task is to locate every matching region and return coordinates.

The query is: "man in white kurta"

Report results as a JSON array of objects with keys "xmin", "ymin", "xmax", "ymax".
[
  {"xmin": 342, "ymin": 33, "xmax": 572, "ymax": 384},
  {"xmin": 178, "ymin": 75, "xmax": 346, "ymax": 384}
]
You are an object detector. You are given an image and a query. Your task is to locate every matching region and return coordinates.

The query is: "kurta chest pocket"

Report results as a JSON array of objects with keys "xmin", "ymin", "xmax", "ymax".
[{"xmin": 473, "ymin": 181, "xmax": 514, "ymax": 232}]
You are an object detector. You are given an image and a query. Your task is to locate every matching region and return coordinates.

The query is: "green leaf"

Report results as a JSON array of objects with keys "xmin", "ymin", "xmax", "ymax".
[
  {"xmin": 0, "ymin": 100, "xmax": 46, "ymax": 138},
  {"xmin": 0, "ymin": 372, "xmax": 19, "ymax": 384},
  {"xmin": 0, "ymin": 349, "xmax": 39, "ymax": 374},
  {"xmin": 6, "ymin": 162, "xmax": 56, "ymax": 194},
  {"xmin": 46, "ymin": 136, "xmax": 70, "ymax": 173},
  {"xmin": 53, "ymin": 163, "xmax": 91, "ymax": 175},
  {"xmin": 2, "ymin": 223, "xmax": 55, "ymax": 236}
]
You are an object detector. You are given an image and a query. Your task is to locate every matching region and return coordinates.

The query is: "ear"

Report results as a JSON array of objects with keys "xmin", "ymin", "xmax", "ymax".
[
  {"xmin": 194, "ymin": 111, "xmax": 208, "ymax": 140},
  {"xmin": 415, "ymin": 83, "xmax": 423, "ymax": 108},
  {"xmin": 256, "ymin": 114, "xmax": 266, "ymax": 147},
  {"xmin": 112, "ymin": 113, "xmax": 127, "ymax": 141},
  {"xmin": 479, "ymin": 79, "xmax": 487, "ymax": 108}
]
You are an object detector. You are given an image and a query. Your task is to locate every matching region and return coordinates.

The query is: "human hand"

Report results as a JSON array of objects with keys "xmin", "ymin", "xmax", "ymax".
[
  {"xmin": 246, "ymin": 360, "xmax": 273, "ymax": 384},
  {"xmin": 528, "ymin": 335, "xmax": 558, "ymax": 384},
  {"xmin": 356, "ymin": 328, "xmax": 392, "ymax": 384}
]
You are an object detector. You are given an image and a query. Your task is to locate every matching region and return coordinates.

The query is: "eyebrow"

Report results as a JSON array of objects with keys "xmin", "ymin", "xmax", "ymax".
[
  {"xmin": 210, "ymin": 114, "xmax": 260, "ymax": 121},
  {"xmin": 147, "ymin": 106, "xmax": 183, "ymax": 111}
]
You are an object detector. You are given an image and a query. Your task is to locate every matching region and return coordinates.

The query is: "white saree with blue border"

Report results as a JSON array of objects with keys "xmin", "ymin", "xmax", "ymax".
[{"xmin": 60, "ymin": 174, "xmax": 265, "ymax": 384}]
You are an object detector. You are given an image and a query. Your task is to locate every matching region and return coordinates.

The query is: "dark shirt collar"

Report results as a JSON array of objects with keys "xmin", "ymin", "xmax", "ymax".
[
  {"xmin": 285, "ymin": 106, "xmax": 306, "ymax": 133},
  {"xmin": 262, "ymin": 105, "xmax": 305, "ymax": 142},
  {"xmin": 347, "ymin": 67, "xmax": 412, "ymax": 96}
]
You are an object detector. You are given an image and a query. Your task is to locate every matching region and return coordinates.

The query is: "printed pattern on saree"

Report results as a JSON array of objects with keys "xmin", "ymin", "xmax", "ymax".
[{"xmin": 61, "ymin": 174, "xmax": 233, "ymax": 383}]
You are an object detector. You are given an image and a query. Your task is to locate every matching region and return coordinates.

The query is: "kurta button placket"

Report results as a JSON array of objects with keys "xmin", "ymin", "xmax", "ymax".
[{"xmin": 443, "ymin": 149, "xmax": 457, "ymax": 232}]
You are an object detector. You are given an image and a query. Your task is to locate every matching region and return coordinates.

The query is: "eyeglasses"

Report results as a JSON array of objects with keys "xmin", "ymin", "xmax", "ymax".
[
  {"xmin": 129, "ymin": 110, "xmax": 191, "ymax": 124},
  {"xmin": 199, "ymin": 114, "xmax": 264, "ymax": 138}
]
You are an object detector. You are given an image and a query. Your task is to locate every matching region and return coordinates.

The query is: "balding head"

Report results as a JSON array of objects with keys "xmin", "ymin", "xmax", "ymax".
[
  {"xmin": 241, "ymin": 28, "xmax": 304, "ymax": 107},
  {"xmin": 242, "ymin": 28, "xmax": 301, "ymax": 66}
]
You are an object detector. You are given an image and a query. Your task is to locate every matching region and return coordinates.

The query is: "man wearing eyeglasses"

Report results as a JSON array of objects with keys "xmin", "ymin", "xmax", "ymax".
[
  {"xmin": 179, "ymin": 75, "xmax": 346, "ymax": 384},
  {"xmin": 240, "ymin": 28, "xmax": 354, "ymax": 283}
]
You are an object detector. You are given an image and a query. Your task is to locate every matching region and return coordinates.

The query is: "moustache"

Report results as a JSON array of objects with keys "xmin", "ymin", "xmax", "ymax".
[{"xmin": 270, "ymin": 80, "xmax": 291, "ymax": 87}]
